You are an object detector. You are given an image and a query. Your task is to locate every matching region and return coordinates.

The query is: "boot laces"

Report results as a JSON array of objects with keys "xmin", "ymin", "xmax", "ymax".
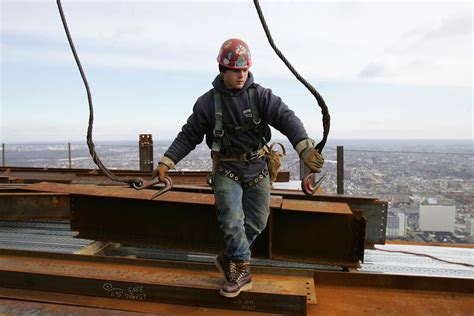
[{"xmin": 229, "ymin": 261, "xmax": 249, "ymax": 283}]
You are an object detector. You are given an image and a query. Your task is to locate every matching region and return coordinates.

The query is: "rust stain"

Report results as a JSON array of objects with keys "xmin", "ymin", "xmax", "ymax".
[
  {"xmin": 0, "ymin": 251, "xmax": 315, "ymax": 301},
  {"xmin": 281, "ymin": 199, "xmax": 352, "ymax": 214}
]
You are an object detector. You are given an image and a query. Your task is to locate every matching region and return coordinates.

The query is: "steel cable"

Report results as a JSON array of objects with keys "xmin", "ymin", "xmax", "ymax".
[
  {"xmin": 253, "ymin": 0, "xmax": 330, "ymax": 153},
  {"xmin": 374, "ymin": 247, "xmax": 474, "ymax": 268},
  {"xmin": 56, "ymin": 0, "xmax": 138, "ymax": 186}
]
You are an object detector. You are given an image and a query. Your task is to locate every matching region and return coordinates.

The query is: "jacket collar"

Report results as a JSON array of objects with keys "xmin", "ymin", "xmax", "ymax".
[{"xmin": 212, "ymin": 71, "xmax": 254, "ymax": 96}]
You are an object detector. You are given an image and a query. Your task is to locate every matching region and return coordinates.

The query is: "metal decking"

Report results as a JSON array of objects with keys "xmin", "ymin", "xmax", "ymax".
[
  {"xmin": 0, "ymin": 220, "xmax": 92, "ymax": 254},
  {"xmin": 361, "ymin": 244, "xmax": 474, "ymax": 279}
]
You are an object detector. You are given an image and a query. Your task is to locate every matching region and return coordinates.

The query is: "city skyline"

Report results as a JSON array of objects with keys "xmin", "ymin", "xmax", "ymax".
[
  {"xmin": 1, "ymin": 1, "xmax": 472, "ymax": 142},
  {"xmin": 2, "ymin": 138, "xmax": 472, "ymax": 244}
]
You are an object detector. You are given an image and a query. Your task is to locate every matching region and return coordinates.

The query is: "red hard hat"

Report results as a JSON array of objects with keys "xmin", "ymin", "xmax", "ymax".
[{"xmin": 217, "ymin": 38, "xmax": 252, "ymax": 69}]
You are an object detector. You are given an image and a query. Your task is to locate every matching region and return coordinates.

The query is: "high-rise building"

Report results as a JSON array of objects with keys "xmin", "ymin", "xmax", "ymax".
[
  {"xmin": 386, "ymin": 210, "xmax": 407, "ymax": 237},
  {"xmin": 419, "ymin": 197, "xmax": 455, "ymax": 233},
  {"xmin": 466, "ymin": 217, "xmax": 474, "ymax": 236}
]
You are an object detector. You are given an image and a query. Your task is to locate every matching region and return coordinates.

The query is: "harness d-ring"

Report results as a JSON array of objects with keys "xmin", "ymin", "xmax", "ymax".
[{"xmin": 131, "ymin": 176, "xmax": 173, "ymax": 199}]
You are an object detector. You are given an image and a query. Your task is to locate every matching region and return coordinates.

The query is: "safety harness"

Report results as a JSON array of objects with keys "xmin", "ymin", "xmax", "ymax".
[
  {"xmin": 211, "ymin": 86, "xmax": 266, "ymax": 157},
  {"xmin": 210, "ymin": 86, "xmax": 269, "ymax": 187}
]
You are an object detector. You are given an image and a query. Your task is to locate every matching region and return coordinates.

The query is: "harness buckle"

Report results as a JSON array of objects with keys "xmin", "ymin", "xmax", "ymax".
[
  {"xmin": 246, "ymin": 150, "xmax": 262, "ymax": 161},
  {"xmin": 213, "ymin": 128, "xmax": 224, "ymax": 138}
]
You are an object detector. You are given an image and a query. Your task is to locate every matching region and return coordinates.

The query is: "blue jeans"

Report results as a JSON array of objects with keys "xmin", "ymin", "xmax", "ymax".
[{"xmin": 213, "ymin": 168, "xmax": 270, "ymax": 261}]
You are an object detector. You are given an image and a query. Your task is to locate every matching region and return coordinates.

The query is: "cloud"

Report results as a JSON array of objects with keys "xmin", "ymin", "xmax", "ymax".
[
  {"xmin": 357, "ymin": 9, "xmax": 471, "ymax": 87},
  {"xmin": 423, "ymin": 13, "xmax": 472, "ymax": 40},
  {"xmin": 358, "ymin": 62, "xmax": 389, "ymax": 79},
  {"xmin": 1, "ymin": 1, "xmax": 472, "ymax": 87}
]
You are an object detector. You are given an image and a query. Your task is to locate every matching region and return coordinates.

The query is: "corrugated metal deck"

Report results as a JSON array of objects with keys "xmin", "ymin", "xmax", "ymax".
[{"xmin": 362, "ymin": 244, "xmax": 474, "ymax": 279}]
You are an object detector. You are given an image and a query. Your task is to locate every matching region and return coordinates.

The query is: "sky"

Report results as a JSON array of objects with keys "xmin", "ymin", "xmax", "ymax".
[{"xmin": 1, "ymin": 0, "xmax": 472, "ymax": 143}]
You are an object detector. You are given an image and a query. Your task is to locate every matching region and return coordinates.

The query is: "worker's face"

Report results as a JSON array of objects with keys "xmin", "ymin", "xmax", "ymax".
[{"xmin": 222, "ymin": 68, "xmax": 249, "ymax": 90}]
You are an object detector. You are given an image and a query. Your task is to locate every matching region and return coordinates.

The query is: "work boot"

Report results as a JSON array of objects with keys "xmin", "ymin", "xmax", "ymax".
[
  {"xmin": 219, "ymin": 260, "xmax": 252, "ymax": 298},
  {"xmin": 214, "ymin": 251, "xmax": 230, "ymax": 281}
]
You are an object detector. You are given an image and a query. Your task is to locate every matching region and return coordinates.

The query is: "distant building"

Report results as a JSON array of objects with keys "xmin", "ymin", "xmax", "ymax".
[
  {"xmin": 397, "ymin": 184, "xmax": 410, "ymax": 194},
  {"xmin": 386, "ymin": 210, "xmax": 407, "ymax": 237},
  {"xmin": 466, "ymin": 217, "xmax": 474, "ymax": 236},
  {"xmin": 419, "ymin": 197, "xmax": 456, "ymax": 233}
]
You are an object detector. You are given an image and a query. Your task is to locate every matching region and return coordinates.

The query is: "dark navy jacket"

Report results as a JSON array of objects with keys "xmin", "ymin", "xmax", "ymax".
[{"xmin": 164, "ymin": 72, "xmax": 308, "ymax": 175}]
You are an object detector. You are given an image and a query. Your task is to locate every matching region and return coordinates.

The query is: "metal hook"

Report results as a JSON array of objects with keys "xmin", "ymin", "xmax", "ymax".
[
  {"xmin": 131, "ymin": 176, "xmax": 173, "ymax": 199},
  {"xmin": 301, "ymin": 172, "xmax": 326, "ymax": 195}
]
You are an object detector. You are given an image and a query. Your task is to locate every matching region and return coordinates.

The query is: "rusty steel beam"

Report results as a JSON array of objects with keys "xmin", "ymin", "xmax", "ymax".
[
  {"xmin": 312, "ymin": 270, "xmax": 474, "ymax": 315},
  {"xmin": 0, "ymin": 249, "xmax": 312, "ymax": 315},
  {"xmin": 313, "ymin": 270, "xmax": 474, "ymax": 293},
  {"xmin": 23, "ymin": 183, "xmax": 365, "ymax": 267},
  {"xmin": 170, "ymin": 184, "xmax": 386, "ymax": 246},
  {"xmin": 138, "ymin": 134, "xmax": 154, "ymax": 172},
  {"xmin": 271, "ymin": 190, "xmax": 387, "ymax": 246},
  {"xmin": 0, "ymin": 271, "xmax": 306, "ymax": 315},
  {"xmin": 271, "ymin": 201, "xmax": 365, "ymax": 266},
  {"xmin": 1, "ymin": 166, "xmax": 289, "ymax": 185},
  {"xmin": 0, "ymin": 192, "xmax": 70, "ymax": 221}
]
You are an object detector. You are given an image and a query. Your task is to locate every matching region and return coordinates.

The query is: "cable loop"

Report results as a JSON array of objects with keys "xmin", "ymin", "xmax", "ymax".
[
  {"xmin": 56, "ymin": 0, "xmax": 152, "ymax": 188},
  {"xmin": 253, "ymin": 0, "xmax": 330, "ymax": 153}
]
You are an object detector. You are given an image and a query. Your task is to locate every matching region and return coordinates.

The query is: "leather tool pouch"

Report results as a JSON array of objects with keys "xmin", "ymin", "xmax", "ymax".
[{"xmin": 265, "ymin": 142, "xmax": 286, "ymax": 185}]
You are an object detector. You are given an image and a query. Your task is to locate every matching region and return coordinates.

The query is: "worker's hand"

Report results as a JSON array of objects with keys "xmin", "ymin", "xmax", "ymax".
[
  {"xmin": 153, "ymin": 156, "xmax": 175, "ymax": 182},
  {"xmin": 303, "ymin": 148, "xmax": 324, "ymax": 173},
  {"xmin": 296, "ymin": 138, "xmax": 324, "ymax": 173}
]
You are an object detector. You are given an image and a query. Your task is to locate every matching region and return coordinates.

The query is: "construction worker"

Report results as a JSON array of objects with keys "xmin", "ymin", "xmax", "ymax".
[{"xmin": 154, "ymin": 38, "xmax": 324, "ymax": 298}]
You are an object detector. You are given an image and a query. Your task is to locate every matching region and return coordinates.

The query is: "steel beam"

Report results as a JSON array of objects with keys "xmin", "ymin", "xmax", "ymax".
[
  {"xmin": 0, "ymin": 249, "xmax": 311, "ymax": 315},
  {"xmin": 271, "ymin": 190, "xmax": 387, "ymax": 245},
  {"xmin": 0, "ymin": 271, "xmax": 307, "ymax": 315},
  {"xmin": 312, "ymin": 270, "xmax": 474, "ymax": 315},
  {"xmin": 0, "ymin": 192, "xmax": 70, "ymax": 220},
  {"xmin": 138, "ymin": 134, "xmax": 153, "ymax": 172},
  {"xmin": 173, "ymin": 185, "xmax": 386, "ymax": 246},
  {"xmin": 271, "ymin": 200, "xmax": 365, "ymax": 266},
  {"xmin": 1, "ymin": 166, "xmax": 290, "ymax": 185},
  {"xmin": 313, "ymin": 270, "xmax": 474, "ymax": 293},
  {"xmin": 23, "ymin": 183, "xmax": 365, "ymax": 267}
]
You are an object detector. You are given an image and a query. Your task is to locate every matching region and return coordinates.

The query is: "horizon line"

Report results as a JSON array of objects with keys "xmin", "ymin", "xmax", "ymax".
[{"xmin": 2, "ymin": 138, "xmax": 472, "ymax": 144}]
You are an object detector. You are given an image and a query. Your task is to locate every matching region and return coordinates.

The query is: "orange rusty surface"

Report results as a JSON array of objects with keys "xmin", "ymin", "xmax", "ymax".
[
  {"xmin": 1, "ymin": 250, "xmax": 472, "ymax": 315},
  {"xmin": 281, "ymin": 199, "xmax": 352, "ymax": 214},
  {"xmin": 0, "ymin": 251, "xmax": 316, "ymax": 304},
  {"xmin": 22, "ymin": 182, "xmax": 283, "ymax": 208},
  {"xmin": 0, "ymin": 290, "xmax": 272, "ymax": 315},
  {"xmin": 310, "ymin": 270, "xmax": 474, "ymax": 316},
  {"xmin": 23, "ymin": 182, "xmax": 215, "ymax": 204},
  {"xmin": 311, "ymin": 285, "xmax": 473, "ymax": 316},
  {"xmin": 0, "ymin": 166, "xmax": 290, "ymax": 185}
]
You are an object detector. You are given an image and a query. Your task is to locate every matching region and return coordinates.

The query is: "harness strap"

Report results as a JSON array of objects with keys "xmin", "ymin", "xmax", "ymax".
[
  {"xmin": 211, "ymin": 86, "xmax": 266, "ymax": 161},
  {"xmin": 212, "ymin": 89, "xmax": 224, "ymax": 153},
  {"xmin": 248, "ymin": 86, "xmax": 260, "ymax": 125},
  {"xmin": 218, "ymin": 147, "xmax": 266, "ymax": 162}
]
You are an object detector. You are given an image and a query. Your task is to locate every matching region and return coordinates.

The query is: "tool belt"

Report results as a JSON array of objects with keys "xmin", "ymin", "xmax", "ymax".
[
  {"xmin": 208, "ymin": 148, "xmax": 265, "ymax": 187},
  {"xmin": 217, "ymin": 165, "xmax": 269, "ymax": 189},
  {"xmin": 217, "ymin": 147, "xmax": 266, "ymax": 162}
]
